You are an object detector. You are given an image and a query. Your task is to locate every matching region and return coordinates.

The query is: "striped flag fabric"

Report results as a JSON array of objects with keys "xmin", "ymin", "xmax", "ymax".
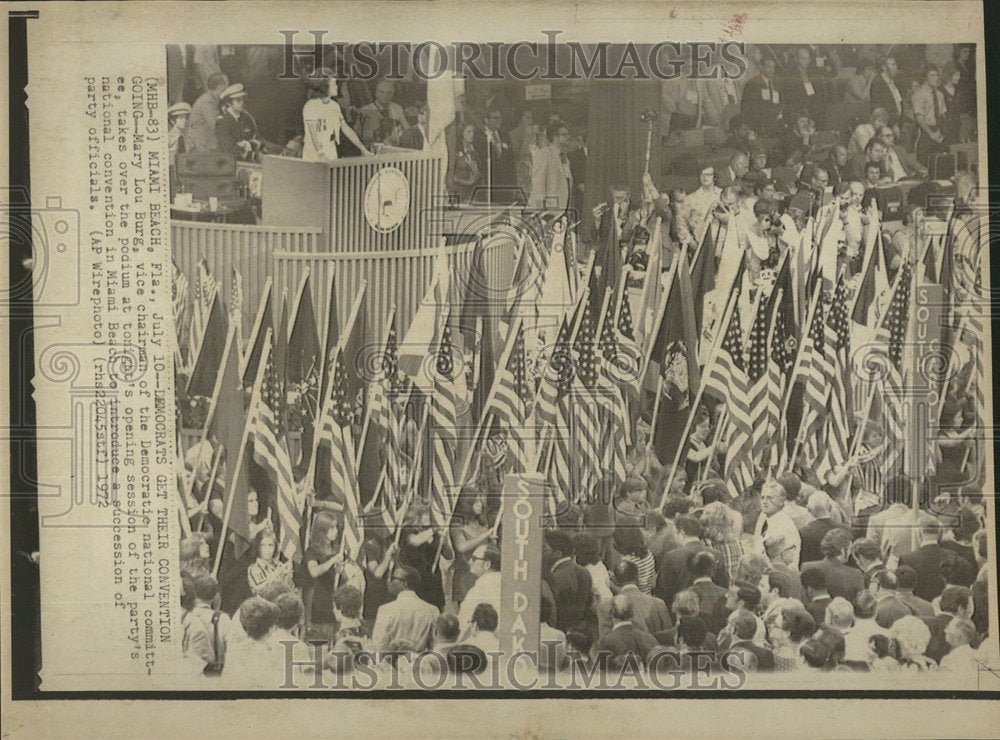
[
  {"xmin": 489, "ymin": 318, "xmax": 530, "ymax": 473},
  {"xmin": 569, "ymin": 296, "xmax": 606, "ymax": 499},
  {"xmin": 766, "ymin": 293, "xmax": 792, "ymax": 468},
  {"xmin": 597, "ymin": 290, "xmax": 630, "ymax": 487},
  {"xmin": 745, "ymin": 294, "xmax": 771, "ymax": 471},
  {"xmin": 429, "ymin": 321, "xmax": 460, "ymax": 529},
  {"xmin": 875, "ymin": 261, "xmax": 912, "ymax": 475},
  {"xmin": 316, "ymin": 348, "xmax": 364, "ymax": 560},
  {"xmin": 249, "ymin": 347, "xmax": 303, "ymax": 562},
  {"xmin": 230, "ymin": 266, "xmax": 244, "ymax": 352}
]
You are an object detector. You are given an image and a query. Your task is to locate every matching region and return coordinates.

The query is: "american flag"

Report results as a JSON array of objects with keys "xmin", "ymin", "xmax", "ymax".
[
  {"xmin": 766, "ymin": 294, "xmax": 792, "ymax": 468},
  {"xmin": 817, "ymin": 274, "xmax": 852, "ymax": 480},
  {"xmin": 597, "ymin": 291, "xmax": 629, "ymax": 488},
  {"xmin": 369, "ymin": 315, "xmax": 403, "ymax": 436},
  {"xmin": 875, "ymin": 261, "xmax": 912, "ymax": 475},
  {"xmin": 249, "ymin": 351, "xmax": 303, "ymax": 562},
  {"xmin": 316, "ymin": 348, "xmax": 364, "ymax": 559},
  {"xmin": 429, "ymin": 322, "xmax": 460, "ymax": 529},
  {"xmin": 745, "ymin": 294, "xmax": 771, "ymax": 472},
  {"xmin": 793, "ymin": 285, "xmax": 830, "ymax": 461},
  {"xmin": 703, "ymin": 298, "xmax": 751, "ymax": 483},
  {"xmin": 534, "ymin": 313, "xmax": 573, "ymax": 430},
  {"xmin": 230, "ymin": 266, "xmax": 244, "ymax": 351},
  {"xmin": 569, "ymin": 297, "xmax": 604, "ymax": 500},
  {"xmin": 605, "ymin": 284, "xmax": 643, "ymax": 397},
  {"xmin": 490, "ymin": 319, "xmax": 530, "ymax": 472}
]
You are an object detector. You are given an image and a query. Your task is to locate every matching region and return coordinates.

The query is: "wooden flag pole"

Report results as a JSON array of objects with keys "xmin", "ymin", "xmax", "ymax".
[{"xmin": 213, "ymin": 329, "xmax": 272, "ymax": 578}]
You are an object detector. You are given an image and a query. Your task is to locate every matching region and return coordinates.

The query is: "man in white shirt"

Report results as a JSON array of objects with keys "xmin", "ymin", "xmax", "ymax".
[
  {"xmin": 372, "ymin": 565, "xmax": 439, "ymax": 653},
  {"xmin": 843, "ymin": 590, "xmax": 890, "ymax": 663},
  {"xmin": 457, "ymin": 544, "xmax": 502, "ymax": 639},
  {"xmin": 757, "ymin": 481, "xmax": 802, "ymax": 568}
]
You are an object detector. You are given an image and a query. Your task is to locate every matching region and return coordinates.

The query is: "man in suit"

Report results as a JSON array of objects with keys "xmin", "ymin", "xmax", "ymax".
[
  {"xmin": 798, "ymin": 491, "xmax": 839, "ymax": 566},
  {"xmin": 740, "ymin": 57, "xmax": 783, "ymax": 136},
  {"xmin": 359, "ymin": 80, "xmax": 406, "ymax": 149},
  {"xmin": 597, "ymin": 561, "xmax": 672, "ymax": 638},
  {"xmin": 871, "ymin": 570, "xmax": 915, "ymax": 629},
  {"xmin": 399, "ymin": 105, "xmax": 429, "ymax": 151},
  {"xmin": 869, "ymin": 55, "xmax": 904, "ymax": 128},
  {"xmin": 595, "ymin": 594, "xmax": 659, "ymax": 667},
  {"xmin": 850, "ymin": 537, "xmax": 888, "ymax": 587},
  {"xmin": 900, "ymin": 516, "xmax": 972, "ymax": 602},
  {"xmin": 543, "ymin": 528, "xmax": 593, "ymax": 635},
  {"xmin": 877, "ymin": 126, "xmax": 927, "ymax": 181},
  {"xmin": 528, "ymin": 120, "xmax": 573, "ymax": 211},
  {"xmin": 801, "ymin": 568, "xmax": 833, "ymax": 625},
  {"xmin": 654, "ymin": 515, "xmax": 729, "ymax": 605},
  {"xmin": 372, "ymin": 565, "xmax": 440, "ymax": 653},
  {"xmin": 848, "ymin": 137, "xmax": 891, "ymax": 183},
  {"xmin": 923, "ymin": 585, "xmax": 973, "ymax": 664},
  {"xmin": 725, "ymin": 609, "xmax": 775, "ymax": 671},
  {"xmin": 593, "ymin": 185, "xmax": 642, "ymax": 248},
  {"xmin": 894, "ymin": 565, "xmax": 935, "ymax": 618},
  {"xmin": 824, "ymin": 145, "xmax": 850, "ymax": 188},
  {"xmin": 687, "ymin": 551, "xmax": 729, "ymax": 634},
  {"xmin": 799, "ymin": 528, "xmax": 865, "ymax": 602},
  {"xmin": 717, "ymin": 151, "xmax": 750, "ymax": 189},
  {"xmin": 477, "ymin": 108, "xmax": 517, "ymax": 201}
]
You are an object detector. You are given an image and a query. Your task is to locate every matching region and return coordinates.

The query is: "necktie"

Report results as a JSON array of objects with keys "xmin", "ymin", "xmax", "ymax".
[{"xmin": 932, "ymin": 88, "xmax": 942, "ymax": 127}]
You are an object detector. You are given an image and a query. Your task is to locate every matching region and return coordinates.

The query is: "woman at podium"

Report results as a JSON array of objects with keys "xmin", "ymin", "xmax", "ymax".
[{"xmin": 302, "ymin": 68, "xmax": 371, "ymax": 163}]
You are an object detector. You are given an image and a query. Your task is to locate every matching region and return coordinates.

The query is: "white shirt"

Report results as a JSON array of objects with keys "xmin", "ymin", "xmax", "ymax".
[
  {"xmin": 302, "ymin": 98, "xmax": 344, "ymax": 162},
  {"xmin": 843, "ymin": 618, "xmax": 889, "ymax": 663},
  {"xmin": 757, "ymin": 510, "xmax": 802, "ymax": 567},
  {"xmin": 457, "ymin": 570, "xmax": 502, "ymax": 637}
]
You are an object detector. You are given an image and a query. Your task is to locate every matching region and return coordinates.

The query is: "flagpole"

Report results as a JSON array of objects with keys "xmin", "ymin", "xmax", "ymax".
[
  {"xmin": 196, "ymin": 444, "xmax": 225, "ymax": 534},
  {"xmin": 656, "ymin": 287, "xmax": 739, "ymax": 510},
  {"xmin": 213, "ymin": 329, "xmax": 272, "ymax": 578}
]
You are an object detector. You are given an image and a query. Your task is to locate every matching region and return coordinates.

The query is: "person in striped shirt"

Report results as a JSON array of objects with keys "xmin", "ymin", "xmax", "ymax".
[{"xmin": 612, "ymin": 526, "xmax": 657, "ymax": 595}]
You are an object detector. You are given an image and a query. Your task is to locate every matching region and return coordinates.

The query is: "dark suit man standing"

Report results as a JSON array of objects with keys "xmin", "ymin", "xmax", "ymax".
[
  {"xmin": 654, "ymin": 516, "xmax": 729, "ymax": 605},
  {"xmin": 741, "ymin": 57, "xmax": 783, "ymax": 136},
  {"xmin": 687, "ymin": 551, "xmax": 729, "ymax": 635},
  {"xmin": 595, "ymin": 594, "xmax": 660, "ymax": 667},
  {"xmin": 801, "ymin": 568, "xmax": 834, "ymax": 626},
  {"xmin": 798, "ymin": 491, "xmax": 838, "ymax": 566},
  {"xmin": 799, "ymin": 528, "xmax": 865, "ymax": 602},
  {"xmin": 922, "ymin": 585, "xmax": 973, "ymax": 664},
  {"xmin": 726, "ymin": 609, "xmax": 776, "ymax": 671},
  {"xmin": 869, "ymin": 56, "xmax": 904, "ymax": 128},
  {"xmin": 478, "ymin": 108, "xmax": 517, "ymax": 202},
  {"xmin": 597, "ymin": 561, "xmax": 672, "ymax": 638},
  {"xmin": 894, "ymin": 565, "xmax": 935, "ymax": 618},
  {"xmin": 850, "ymin": 538, "xmax": 888, "ymax": 588},
  {"xmin": 543, "ymin": 529, "xmax": 593, "ymax": 635},
  {"xmin": 899, "ymin": 516, "xmax": 972, "ymax": 602}
]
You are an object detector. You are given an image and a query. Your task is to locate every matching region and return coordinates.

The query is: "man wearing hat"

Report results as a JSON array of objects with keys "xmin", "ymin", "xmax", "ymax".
[
  {"xmin": 215, "ymin": 83, "xmax": 265, "ymax": 162},
  {"xmin": 167, "ymin": 102, "xmax": 191, "ymax": 169}
]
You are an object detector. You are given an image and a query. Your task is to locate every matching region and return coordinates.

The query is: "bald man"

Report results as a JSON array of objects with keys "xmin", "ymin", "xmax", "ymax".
[{"xmin": 359, "ymin": 80, "xmax": 406, "ymax": 149}]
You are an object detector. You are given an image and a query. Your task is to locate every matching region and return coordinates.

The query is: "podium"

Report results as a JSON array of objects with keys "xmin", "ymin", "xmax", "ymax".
[{"xmin": 261, "ymin": 149, "xmax": 445, "ymax": 253}]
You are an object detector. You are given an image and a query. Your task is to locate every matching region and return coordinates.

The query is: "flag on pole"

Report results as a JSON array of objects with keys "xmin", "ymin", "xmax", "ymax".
[
  {"xmin": 241, "ymin": 277, "xmax": 273, "ymax": 390},
  {"xmin": 187, "ymin": 287, "xmax": 228, "ymax": 398},
  {"xmin": 249, "ymin": 344, "xmax": 303, "ymax": 562},
  {"xmin": 489, "ymin": 317, "xmax": 530, "ymax": 473},
  {"xmin": 429, "ymin": 319, "xmax": 460, "ymax": 529},
  {"xmin": 286, "ymin": 271, "xmax": 321, "ymax": 478},
  {"xmin": 316, "ymin": 348, "xmax": 364, "ymax": 560},
  {"xmin": 230, "ymin": 266, "xmax": 244, "ymax": 352}
]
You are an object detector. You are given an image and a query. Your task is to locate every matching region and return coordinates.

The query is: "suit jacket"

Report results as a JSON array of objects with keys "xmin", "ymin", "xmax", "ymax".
[
  {"xmin": 740, "ymin": 75, "xmax": 782, "ymax": 135},
  {"xmin": 888, "ymin": 144, "xmax": 924, "ymax": 179},
  {"xmin": 653, "ymin": 542, "xmax": 730, "ymax": 605},
  {"xmin": 900, "ymin": 544, "xmax": 971, "ymax": 602},
  {"xmin": 875, "ymin": 594, "xmax": 914, "ymax": 629},
  {"xmin": 476, "ymin": 128, "xmax": 516, "ymax": 193},
  {"xmin": 545, "ymin": 558, "xmax": 593, "ymax": 635},
  {"xmin": 922, "ymin": 612, "xmax": 954, "ymax": 665},
  {"xmin": 806, "ymin": 595, "xmax": 833, "ymax": 626},
  {"xmin": 798, "ymin": 517, "xmax": 837, "ymax": 566},
  {"xmin": 689, "ymin": 579, "xmax": 729, "ymax": 634},
  {"xmin": 399, "ymin": 125, "xmax": 426, "ymax": 151},
  {"xmin": 800, "ymin": 558, "xmax": 865, "ymax": 602},
  {"xmin": 595, "ymin": 622, "xmax": 659, "ymax": 665},
  {"xmin": 528, "ymin": 144, "xmax": 572, "ymax": 211},
  {"xmin": 896, "ymin": 590, "xmax": 934, "ymax": 619},
  {"xmin": 596, "ymin": 585, "xmax": 672, "ymax": 638},
  {"xmin": 848, "ymin": 152, "xmax": 884, "ymax": 182},
  {"xmin": 731, "ymin": 639, "xmax": 776, "ymax": 672},
  {"xmin": 870, "ymin": 75, "xmax": 903, "ymax": 124}
]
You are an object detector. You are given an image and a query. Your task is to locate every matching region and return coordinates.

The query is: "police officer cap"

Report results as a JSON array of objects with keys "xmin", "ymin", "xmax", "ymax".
[
  {"xmin": 167, "ymin": 102, "xmax": 192, "ymax": 117},
  {"xmin": 220, "ymin": 83, "xmax": 246, "ymax": 102}
]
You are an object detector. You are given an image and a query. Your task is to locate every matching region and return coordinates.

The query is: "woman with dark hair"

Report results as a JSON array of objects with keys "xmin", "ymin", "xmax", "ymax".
[
  {"xmin": 451, "ymin": 490, "xmax": 494, "ymax": 606},
  {"xmin": 612, "ymin": 526, "xmax": 657, "ymax": 595},
  {"xmin": 246, "ymin": 529, "xmax": 294, "ymax": 596},
  {"xmin": 939, "ymin": 62, "xmax": 963, "ymax": 145},
  {"xmin": 683, "ymin": 406, "xmax": 714, "ymax": 488},
  {"xmin": 398, "ymin": 499, "xmax": 451, "ymax": 610},
  {"xmin": 303, "ymin": 513, "xmax": 364, "ymax": 641},
  {"xmin": 447, "ymin": 122, "xmax": 481, "ymax": 203}
]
